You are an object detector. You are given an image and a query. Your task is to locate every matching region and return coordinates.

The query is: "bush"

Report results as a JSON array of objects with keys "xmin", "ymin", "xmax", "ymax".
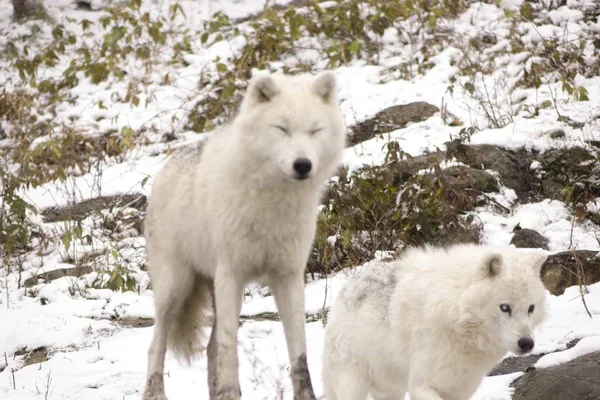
[{"xmin": 308, "ymin": 138, "xmax": 483, "ymax": 275}]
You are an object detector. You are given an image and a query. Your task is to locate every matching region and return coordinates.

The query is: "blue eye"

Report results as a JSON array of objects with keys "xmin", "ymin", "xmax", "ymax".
[{"xmin": 500, "ymin": 304, "xmax": 512, "ymax": 314}]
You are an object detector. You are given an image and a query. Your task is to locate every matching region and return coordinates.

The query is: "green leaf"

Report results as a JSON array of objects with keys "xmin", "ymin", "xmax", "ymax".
[
  {"xmin": 577, "ymin": 87, "xmax": 589, "ymax": 101},
  {"xmin": 216, "ymin": 63, "xmax": 228, "ymax": 73},
  {"xmin": 74, "ymin": 225, "xmax": 83, "ymax": 239},
  {"xmin": 81, "ymin": 19, "xmax": 93, "ymax": 31},
  {"xmin": 201, "ymin": 32, "xmax": 209, "ymax": 44},
  {"xmin": 62, "ymin": 232, "xmax": 72, "ymax": 251},
  {"xmin": 520, "ymin": 3, "xmax": 534, "ymax": 21},
  {"xmin": 347, "ymin": 40, "xmax": 360, "ymax": 54}
]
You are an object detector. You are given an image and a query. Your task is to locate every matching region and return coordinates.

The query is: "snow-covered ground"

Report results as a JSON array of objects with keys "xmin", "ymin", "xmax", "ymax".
[
  {"xmin": 1, "ymin": 265, "xmax": 600, "ymax": 399},
  {"xmin": 1, "ymin": 0, "xmax": 600, "ymax": 399}
]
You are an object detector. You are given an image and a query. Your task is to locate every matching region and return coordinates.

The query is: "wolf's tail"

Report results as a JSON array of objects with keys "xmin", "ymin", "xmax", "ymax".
[{"xmin": 167, "ymin": 275, "xmax": 213, "ymax": 363}]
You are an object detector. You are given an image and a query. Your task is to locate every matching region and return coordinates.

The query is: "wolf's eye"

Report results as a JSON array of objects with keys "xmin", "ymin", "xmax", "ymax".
[
  {"xmin": 274, "ymin": 125, "xmax": 289, "ymax": 135},
  {"xmin": 528, "ymin": 305, "xmax": 535, "ymax": 313},
  {"xmin": 310, "ymin": 128, "xmax": 323, "ymax": 136},
  {"xmin": 500, "ymin": 304, "xmax": 512, "ymax": 314}
]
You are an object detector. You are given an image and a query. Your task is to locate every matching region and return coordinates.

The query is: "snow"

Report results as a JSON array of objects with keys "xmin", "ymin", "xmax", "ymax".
[
  {"xmin": 1, "ymin": 0, "xmax": 600, "ymax": 398},
  {"xmin": 477, "ymin": 200, "xmax": 600, "ymax": 251},
  {"xmin": 2, "ymin": 273, "xmax": 600, "ymax": 399},
  {"xmin": 535, "ymin": 335, "xmax": 600, "ymax": 369}
]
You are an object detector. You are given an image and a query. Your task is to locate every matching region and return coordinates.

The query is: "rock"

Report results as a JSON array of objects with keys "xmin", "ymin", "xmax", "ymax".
[
  {"xmin": 538, "ymin": 147, "xmax": 599, "ymax": 201},
  {"xmin": 489, "ymin": 339, "xmax": 580, "ymax": 377},
  {"xmin": 490, "ymin": 353, "xmax": 544, "ymax": 377},
  {"xmin": 511, "ymin": 351, "xmax": 600, "ymax": 400},
  {"xmin": 23, "ymin": 265, "xmax": 93, "ymax": 287},
  {"xmin": 540, "ymin": 178, "xmax": 566, "ymax": 200},
  {"xmin": 41, "ymin": 194, "xmax": 147, "ymax": 223},
  {"xmin": 114, "ymin": 318, "xmax": 155, "ymax": 328},
  {"xmin": 540, "ymin": 250, "xmax": 600, "ymax": 295},
  {"xmin": 442, "ymin": 166, "xmax": 499, "ymax": 193},
  {"xmin": 23, "ymin": 347, "xmax": 49, "ymax": 367},
  {"xmin": 75, "ymin": 0, "xmax": 108, "ymax": 11},
  {"xmin": 426, "ymin": 220, "xmax": 482, "ymax": 247},
  {"xmin": 557, "ymin": 115, "xmax": 585, "ymax": 129},
  {"xmin": 444, "ymin": 142, "xmax": 600, "ymax": 204},
  {"xmin": 546, "ymin": 128, "xmax": 565, "ymax": 139},
  {"xmin": 469, "ymin": 32, "xmax": 498, "ymax": 51},
  {"xmin": 510, "ymin": 225, "xmax": 549, "ymax": 250},
  {"xmin": 540, "ymin": 147, "xmax": 596, "ymax": 178},
  {"xmin": 445, "ymin": 141, "xmax": 531, "ymax": 196},
  {"xmin": 349, "ymin": 102, "xmax": 439, "ymax": 146}
]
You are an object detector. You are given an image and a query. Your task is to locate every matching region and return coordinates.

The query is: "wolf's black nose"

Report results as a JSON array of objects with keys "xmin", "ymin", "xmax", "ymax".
[
  {"xmin": 518, "ymin": 337, "xmax": 534, "ymax": 353},
  {"xmin": 293, "ymin": 158, "xmax": 312, "ymax": 178}
]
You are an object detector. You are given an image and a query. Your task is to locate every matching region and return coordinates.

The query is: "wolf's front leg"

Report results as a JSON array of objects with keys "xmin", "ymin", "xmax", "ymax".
[
  {"xmin": 269, "ymin": 271, "xmax": 317, "ymax": 400},
  {"xmin": 212, "ymin": 268, "xmax": 244, "ymax": 400}
]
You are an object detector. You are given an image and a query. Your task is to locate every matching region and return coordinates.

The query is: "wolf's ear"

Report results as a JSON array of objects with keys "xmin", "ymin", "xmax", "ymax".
[
  {"xmin": 311, "ymin": 71, "xmax": 337, "ymax": 103},
  {"xmin": 529, "ymin": 251, "xmax": 548, "ymax": 276},
  {"xmin": 246, "ymin": 74, "xmax": 280, "ymax": 106},
  {"xmin": 481, "ymin": 253, "xmax": 503, "ymax": 278}
]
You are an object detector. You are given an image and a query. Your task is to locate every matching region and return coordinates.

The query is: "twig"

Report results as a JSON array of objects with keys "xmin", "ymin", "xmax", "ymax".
[
  {"xmin": 44, "ymin": 369, "xmax": 53, "ymax": 400},
  {"xmin": 477, "ymin": 190, "xmax": 511, "ymax": 213},
  {"xmin": 568, "ymin": 215, "xmax": 576, "ymax": 250},
  {"xmin": 573, "ymin": 251, "xmax": 592, "ymax": 319},
  {"xmin": 321, "ymin": 271, "xmax": 329, "ymax": 328}
]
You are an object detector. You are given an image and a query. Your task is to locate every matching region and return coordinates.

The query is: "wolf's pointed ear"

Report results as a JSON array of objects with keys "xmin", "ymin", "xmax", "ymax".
[
  {"xmin": 311, "ymin": 71, "xmax": 337, "ymax": 103},
  {"xmin": 246, "ymin": 74, "xmax": 280, "ymax": 106},
  {"xmin": 529, "ymin": 251, "xmax": 548, "ymax": 276},
  {"xmin": 481, "ymin": 253, "xmax": 503, "ymax": 278}
]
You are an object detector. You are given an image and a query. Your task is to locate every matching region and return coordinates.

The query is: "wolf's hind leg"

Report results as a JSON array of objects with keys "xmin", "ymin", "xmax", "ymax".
[{"xmin": 143, "ymin": 262, "xmax": 195, "ymax": 400}]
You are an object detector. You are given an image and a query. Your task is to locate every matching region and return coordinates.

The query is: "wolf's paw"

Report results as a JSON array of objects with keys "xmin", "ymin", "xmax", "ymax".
[
  {"xmin": 142, "ymin": 373, "xmax": 168, "ymax": 400},
  {"xmin": 294, "ymin": 390, "xmax": 317, "ymax": 400},
  {"xmin": 214, "ymin": 386, "xmax": 241, "ymax": 400},
  {"xmin": 143, "ymin": 394, "xmax": 168, "ymax": 400}
]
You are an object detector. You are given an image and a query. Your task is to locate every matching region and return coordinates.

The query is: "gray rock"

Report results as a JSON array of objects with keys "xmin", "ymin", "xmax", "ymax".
[
  {"xmin": 445, "ymin": 141, "xmax": 531, "ymax": 196},
  {"xmin": 512, "ymin": 351, "xmax": 600, "ymax": 400},
  {"xmin": 541, "ymin": 250, "xmax": 600, "ymax": 295},
  {"xmin": 41, "ymin": 194, "xmax": 147, "ymax": 223},
  {"xmin": 546, "ymin": 128, "xmax": 565, "ymax": 139},
  {"xmin": 443, "ymin": 166, "xmax": 500, "ymax": 193},
  {"xmin": 489, "ymin": 339, "xmax": 580, "ymax": 377},
  {"xmin": 23, "ymin": 265, "xmax": 94, "ymax": 288},
  {"xmin": 349, "ymin": 102, "xmax": 439, "ymax": 146},
  {"xmin": 510, "ymin": 225, "xmax": 549, "ymax": 250}
]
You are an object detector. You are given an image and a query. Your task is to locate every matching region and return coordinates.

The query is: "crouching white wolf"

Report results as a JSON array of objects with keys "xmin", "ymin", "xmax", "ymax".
[
  {"xmin": 142, "ymin": 71, "xmax": 346, "ymax": 400},
  {"xmin": 322, "ymin": 243, "xmax": 549, "ymax": 400}
]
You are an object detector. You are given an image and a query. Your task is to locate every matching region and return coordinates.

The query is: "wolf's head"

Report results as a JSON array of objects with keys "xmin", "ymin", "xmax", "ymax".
[
  {"xmin": 234, "ymin": 71, "xmax": 346, "ymax": 183},
  {"xmin": 458, "ymin": 248, "xmax": 548, "ymax": 356}
]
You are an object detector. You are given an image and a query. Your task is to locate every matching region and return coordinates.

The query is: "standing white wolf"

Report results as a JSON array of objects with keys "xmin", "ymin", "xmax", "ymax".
[
  {"xmin": 322, "ymin": 243, "xmax": 549, "ymax": 400},
  {"xmin": 143, "ymin": 71, "xmax": 346, "ymax": 400}
]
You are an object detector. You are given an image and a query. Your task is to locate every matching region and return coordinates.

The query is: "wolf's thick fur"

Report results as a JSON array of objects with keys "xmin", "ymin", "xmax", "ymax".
[
  {"xmin": 142, "ymin": 71, "xmax": 346, "ymax": 400},
  {"xmin": 322, "ymin": 244, "xmax": 548, "ymax": 400}
]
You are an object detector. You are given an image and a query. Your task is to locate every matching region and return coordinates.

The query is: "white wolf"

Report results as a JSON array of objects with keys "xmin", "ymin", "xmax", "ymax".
[
  {"xmin": 142, "ymin": 71, "xmax": 346, "ymax": 400},
  {"xmin": 322, "ymin": 243, "xmax": 549, "ymax": 400}
]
